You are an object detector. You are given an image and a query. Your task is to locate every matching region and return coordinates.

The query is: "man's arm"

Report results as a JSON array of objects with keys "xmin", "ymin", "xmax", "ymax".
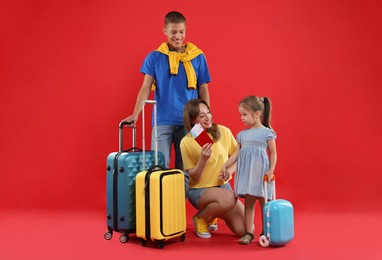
[
  {"xmin": 122, "ymin": 74, "xmax": 154, "ymax": 123},
  {"xmin": 198, "ymin": 83, "xmax": 210, "ymax": 106}
]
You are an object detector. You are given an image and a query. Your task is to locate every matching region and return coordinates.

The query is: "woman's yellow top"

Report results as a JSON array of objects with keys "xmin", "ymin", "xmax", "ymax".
[{"xmin": 180, "ymin": 125, "xmax": 237, "ymax": 188}]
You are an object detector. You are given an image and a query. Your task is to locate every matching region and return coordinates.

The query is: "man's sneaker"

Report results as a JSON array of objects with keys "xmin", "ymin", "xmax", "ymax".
[
  {"xmin": 192, "ymin": 214, "xmax": 211, "ymax": 239},
  {"xmin": 208, "ymin": 217, "xmax": 218, "ymax": 231}
]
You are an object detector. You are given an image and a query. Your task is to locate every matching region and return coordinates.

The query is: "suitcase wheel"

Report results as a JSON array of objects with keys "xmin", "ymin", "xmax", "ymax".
[
  {"xmin": 180, "ymin": 234, "xmax": 186, "ymax": 242},
  {"xmin": 157, "ymin": 241, "xmax": 164, "ymax": 249},
  {"xmin": 139, "ymin": 238, "xmax": 147, "ymax": 247},
  {"xmin": 119, "ymin": 234, "xmax": 129, "ymax": 243},
  {"xmin": 104, "ymin": 231, "xmax": 113, "ymax": 240},
  {"xmin": 259, "ymin": 234, "xmax": 270, "ymax": 247}
]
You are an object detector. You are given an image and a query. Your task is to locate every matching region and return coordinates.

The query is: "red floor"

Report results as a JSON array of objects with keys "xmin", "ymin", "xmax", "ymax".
[{"xmin": 1, "ymin": 204, "xmax": 381, "ymax": 259}]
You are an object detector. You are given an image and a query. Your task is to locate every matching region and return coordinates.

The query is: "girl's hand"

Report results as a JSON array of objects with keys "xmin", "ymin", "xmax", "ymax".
[
  {"xmin": 265, "ymin": 170, "xmax": 274, "ymax": 182},
  {"xmin": 219, "ymin": 165, "xmax": 227, "ymax": 180},
  {"xmin": 219, "ymin": 165, "xmax": 230, "ymax": 181},
  {"xmin": 223, "ymin": 171, "xmax": 231, "ymax": 181}
]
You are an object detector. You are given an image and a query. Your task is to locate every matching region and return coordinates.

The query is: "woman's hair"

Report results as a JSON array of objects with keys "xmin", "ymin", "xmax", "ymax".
[
  {"xmin": 239, "ymin": 96, "xmax": 273, "ymax": 128},
  {"xmin": 183, "ymin": 99, "xmax": 220, "ymax": 141},
  {"xmin": 164, "ymin": 11, "xmax": 186, "ymax": 25}
]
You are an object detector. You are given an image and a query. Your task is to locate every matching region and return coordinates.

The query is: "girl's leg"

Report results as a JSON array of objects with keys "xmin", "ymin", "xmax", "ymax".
[
  {"xmin": 258, "ymin": 197, "xmax": 265, "ymax": 235},
  {"xmin": 236, "ymin": 195, "xmax": 256, "ymax": 244},
  {"xmin": 244, "ymin": 195, "xmax": 257, "ymax": 234}
]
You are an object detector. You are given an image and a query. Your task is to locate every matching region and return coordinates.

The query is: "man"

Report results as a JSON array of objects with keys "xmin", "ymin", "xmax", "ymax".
[{"xmin": 123, "ymin": 11, "xmax": 211, "ymax": 169}]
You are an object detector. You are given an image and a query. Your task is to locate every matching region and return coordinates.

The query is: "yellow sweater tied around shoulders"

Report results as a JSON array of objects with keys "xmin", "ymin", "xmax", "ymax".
[{"xmin": 151, "ymin": 42, "xmax": 204, "ymax": 90}]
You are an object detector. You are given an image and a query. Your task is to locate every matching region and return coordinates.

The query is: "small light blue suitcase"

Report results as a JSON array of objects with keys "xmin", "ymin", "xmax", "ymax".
[
  {"xmin": 259, "ymin": 176, "xmax": 294, "ymax": 247},
  {"xmin": 104, "ymin": 102, "xmax": 165, "ymax": 243}
]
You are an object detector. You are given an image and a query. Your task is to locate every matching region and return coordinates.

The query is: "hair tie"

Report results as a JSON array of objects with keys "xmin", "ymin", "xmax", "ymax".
[{"xmin": 260, "ymin": 97, "xmax": 264, "ymax": 102}]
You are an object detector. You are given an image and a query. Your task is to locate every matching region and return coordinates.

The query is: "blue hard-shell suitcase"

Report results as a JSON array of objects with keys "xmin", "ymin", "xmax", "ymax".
[
  {"xmin": 259, "ymin": 176, "xmax": 294, "ymax": 247},
  {"xmin": 104, "ymin": 118, "xmax": 165, "ymax": 243}
]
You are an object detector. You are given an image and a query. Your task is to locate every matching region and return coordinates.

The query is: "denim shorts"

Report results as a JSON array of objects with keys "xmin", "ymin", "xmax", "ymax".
[{"xmin": 187, "ymin": 182, "xmax": 233, "ymax": 209}]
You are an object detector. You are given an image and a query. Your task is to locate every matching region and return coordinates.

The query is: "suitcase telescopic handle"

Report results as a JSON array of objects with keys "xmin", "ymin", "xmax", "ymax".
[
  {"xmin": 264, "ymin": 175, "xmax": 276, "ymax": 201},
  {"xmin": 118, "ymin": 120, "xmax": 136, "ymax": 152},
  {"xmin": 141, "ymin": 100, "xmax": 159, "ymax": 170}
]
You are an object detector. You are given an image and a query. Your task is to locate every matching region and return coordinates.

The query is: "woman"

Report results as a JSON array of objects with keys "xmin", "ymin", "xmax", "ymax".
[{"xmin": 180, "ymin": 99, "xmax": 245, "ymax": 239}]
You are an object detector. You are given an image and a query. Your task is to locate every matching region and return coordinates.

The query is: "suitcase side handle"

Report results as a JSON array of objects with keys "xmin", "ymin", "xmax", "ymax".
[
  {"xmin": 118, "ymin": 120, "xmax": 136, "ymax": 152},
  {"xmin": 141, "ymin": 100, "xmax": 159, "ymax": 170},
  {"xmin": 264, "ymin": 175, "xmax": 276, "ymax": 201}
]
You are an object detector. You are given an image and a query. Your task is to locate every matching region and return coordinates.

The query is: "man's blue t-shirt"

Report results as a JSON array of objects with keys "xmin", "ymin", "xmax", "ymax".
[{"xmin": 140, "ymin": 50, "xmax": 211, "ymax": 125}]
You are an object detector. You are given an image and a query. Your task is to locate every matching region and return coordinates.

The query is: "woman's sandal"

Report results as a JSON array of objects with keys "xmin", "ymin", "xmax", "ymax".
[{"xmin": 239, "ymin": 232, "xmax": 254, "ymax": 245}]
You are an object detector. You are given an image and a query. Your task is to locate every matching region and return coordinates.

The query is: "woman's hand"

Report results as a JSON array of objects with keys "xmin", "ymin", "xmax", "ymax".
[
  {"xmin": 200, "ymin": 143, "xmax": 212, "ymax": 161},
  {"xmin": 188, "ymin": 143, "xmax": 212, "ymax": 183}
]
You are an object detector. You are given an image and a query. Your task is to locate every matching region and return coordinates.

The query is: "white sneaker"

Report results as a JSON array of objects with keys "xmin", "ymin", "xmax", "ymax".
[{"xmin": 208, "ymin": 217, "xmax": 218, "ymax": 231}]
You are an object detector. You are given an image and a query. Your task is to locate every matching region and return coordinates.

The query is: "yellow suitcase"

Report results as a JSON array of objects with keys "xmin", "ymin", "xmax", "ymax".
[{"xmin": 135, "ymin": 166, "xmax": 186, "ymax": 249}]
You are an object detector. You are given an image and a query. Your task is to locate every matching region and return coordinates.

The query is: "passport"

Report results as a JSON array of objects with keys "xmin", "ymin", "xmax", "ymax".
[{"xmin": 190, "ymin": 123, "xmax": 213, "ymax": 146}]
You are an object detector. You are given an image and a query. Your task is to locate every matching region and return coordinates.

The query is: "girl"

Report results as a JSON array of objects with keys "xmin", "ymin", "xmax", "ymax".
[
  {"xmin": 180, "ymin": 99, "xmax": 245, "ymax": 239},
  {"xmin": 220, "ymin": 96, "xmax": 277, "ymax": 245}
]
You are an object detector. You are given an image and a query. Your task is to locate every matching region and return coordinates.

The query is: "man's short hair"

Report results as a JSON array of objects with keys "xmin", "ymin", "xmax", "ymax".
[{"xmin": 164, "ymin": 11, "xmax": 186, "ymax": 25}]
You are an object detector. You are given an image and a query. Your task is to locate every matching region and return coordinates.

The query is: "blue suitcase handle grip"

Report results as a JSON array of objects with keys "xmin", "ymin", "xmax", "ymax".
[
  {"xmin": 118, "ymin": 121, "xmax": 137, "ymax": 152},
  {"xmin": 122, "ymin": 147, "xmax": 142, "ymax": 153}
]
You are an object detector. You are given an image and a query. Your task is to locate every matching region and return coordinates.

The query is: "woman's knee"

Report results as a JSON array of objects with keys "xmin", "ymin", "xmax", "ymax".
[
  {"xmin": 200, "ymin": 188, "xmax": 236, "ymax": 211},
  {"xmin": 219, "ymin": 191, "xmax": 237, "ymax": 211}
]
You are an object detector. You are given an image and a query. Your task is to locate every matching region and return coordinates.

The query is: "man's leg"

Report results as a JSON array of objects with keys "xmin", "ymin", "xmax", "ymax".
[
  {"xmin": 173, "ymin": 125, "xmax": 187, "ymax": 170},
  {"xmin": 152, "ymin": 125, "xmax": 173, "ymax": 168}
]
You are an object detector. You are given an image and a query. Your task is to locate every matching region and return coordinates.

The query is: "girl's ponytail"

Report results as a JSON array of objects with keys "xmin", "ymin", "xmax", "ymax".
[{"xmin": 262, "ymin": 97, "xmax": 272, "ymax": 129}]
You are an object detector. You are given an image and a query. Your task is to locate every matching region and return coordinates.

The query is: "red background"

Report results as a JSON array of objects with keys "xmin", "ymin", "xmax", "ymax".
[{"xmin": 1, "ymin": 0, "xmax": 381, "ymax": 214}]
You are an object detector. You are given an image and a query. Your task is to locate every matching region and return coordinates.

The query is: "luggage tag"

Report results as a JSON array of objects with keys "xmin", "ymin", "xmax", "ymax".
[{"xmin": 190, "ymin": 123, "xmax": 214, "ymax": 147}]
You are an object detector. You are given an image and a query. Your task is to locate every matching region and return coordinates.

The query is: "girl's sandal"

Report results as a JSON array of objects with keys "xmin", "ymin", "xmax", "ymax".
[{"xmin": 239, "ymin": 232, "xmax": 254, "ymax": 245}]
